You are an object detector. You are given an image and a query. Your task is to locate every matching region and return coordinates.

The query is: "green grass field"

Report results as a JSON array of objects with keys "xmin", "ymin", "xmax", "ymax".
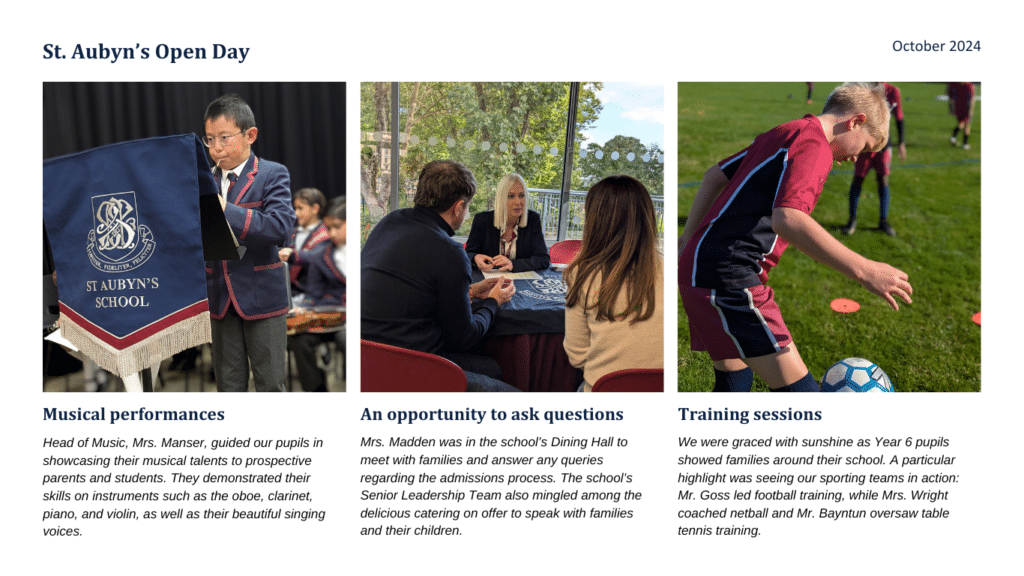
[{"xmin": 678, "ymin": 82, "xmax": 980, "ymax": 392}]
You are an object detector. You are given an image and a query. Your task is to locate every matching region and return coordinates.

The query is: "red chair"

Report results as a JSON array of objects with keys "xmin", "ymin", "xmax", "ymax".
[
  {"xmin": 591, "ymin": 369, "xmax": 663, "ymax": 392},
  {"xmin": 360, "ymin": 340, "xmax": 466, "ymax": 392},
  {"xmin": 550, "ymin": 240, "xmax": 582, "ymax": 264}
]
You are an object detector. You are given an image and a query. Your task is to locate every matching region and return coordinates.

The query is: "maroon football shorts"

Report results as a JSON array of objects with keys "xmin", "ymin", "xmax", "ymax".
[
  {"xmin": 853, "ymin": 148, "xmax": 892, "ymax": 178},
  {"xmin": 955, "ymin": 96, "xmax": 972, "ymax": 122},
  {"xmin": 681, "ymin": 283, "xmax": 792, "ymax": 361}
]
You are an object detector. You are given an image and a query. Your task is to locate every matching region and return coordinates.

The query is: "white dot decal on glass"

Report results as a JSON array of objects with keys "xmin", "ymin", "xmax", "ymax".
[
  {"xmin": 549, "ymin": 147, "xmax": 558, "ymax": 156},
  {"xmin": 465, "ymin": 140, "xmax": 474, "ymax": 150},
  {"xmin": 372, "ymin": 132, "xmax": 382, "ymax": 142},
  {"xmin": 499, "ymin": 142, "xmax": 509, "ymax": 152},
  {"xmin": 642, "ymin": 153, "xmax": 651, "ymax": 162},
  {"xmin": 481, "ymin": 141, "xmax": 491, "ymax": 151},
  {"xmin": 532, "ymin": 145, "xmax": 542, "ymax": 154},
  {"xmin": 429, "ymin": 136, "xmax": 438, "ymax": 146},
  {"xmin": 516, "ymin": 143, "xmax": 526, "ymax": 153},
  {"xmin": 611, "ymin": 151, "xmax": 619, "ymax": 160},
  {"xmin": 446, "ymin": 137, "xmax": 456, "ymax": 147},
  {"xmin": 580, "ymin": 149, "xmax": 588, "ymax": 158},
  {"xmin": 626, "ymin": 152, "xmax": 635, "ymax": 162},
  {"xmin": 658, "ymin": 154, "xmax": 664, "ymax": 163},
  {"xmin": 409, "ymin": 135, "xmax": 419, "ymax": 146},
  {"xmin": 595, "ymin": 151, "xmax": 604, "ymax": 160}
]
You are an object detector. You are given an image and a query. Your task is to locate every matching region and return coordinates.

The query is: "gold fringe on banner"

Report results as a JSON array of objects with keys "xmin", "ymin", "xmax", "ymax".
[{"xmin": 60, "ymin": 312, "xmax": 211, "ymax": 380}]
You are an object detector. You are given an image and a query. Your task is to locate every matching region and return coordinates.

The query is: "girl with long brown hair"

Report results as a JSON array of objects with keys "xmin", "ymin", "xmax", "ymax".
[{"xmin": 563, "ymin": 175, "xmax": 664, "ymax": 391}]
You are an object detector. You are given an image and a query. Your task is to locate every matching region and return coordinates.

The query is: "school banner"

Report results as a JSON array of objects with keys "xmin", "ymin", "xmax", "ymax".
[{"xmin": 43, "ymin": 134, "xmax": 217, "ymax": 378}]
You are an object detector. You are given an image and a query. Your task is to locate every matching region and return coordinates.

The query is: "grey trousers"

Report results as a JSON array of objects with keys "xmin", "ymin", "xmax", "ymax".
[{"xmin": 211, "ymin": 308, "xmax": 288, "ymax": 392}]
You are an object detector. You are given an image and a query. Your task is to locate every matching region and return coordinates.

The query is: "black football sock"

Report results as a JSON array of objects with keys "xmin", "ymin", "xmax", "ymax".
[
  {"xmin": 879, "ymin": 184, "xmax": 890, "ymax": 220},
  {"xmin": 848, "ymin": 182, "xmax": 863, "ymax": 221},
  {"xmin": 713, "ymin": 368, "xmax": 753, "ymax": 392},
  {"xmin": 771, "ymin": 372, "xmax": 819, "ymax": 392}
]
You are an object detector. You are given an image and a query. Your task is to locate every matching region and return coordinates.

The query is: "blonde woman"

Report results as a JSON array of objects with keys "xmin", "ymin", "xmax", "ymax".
[
  {"xmin": 466, "ymin": 173, "xmax": 550, "ymax": 272},
  {"xmin": 563, "ymin": 175, "xmax": 664, "ymax": 391}
]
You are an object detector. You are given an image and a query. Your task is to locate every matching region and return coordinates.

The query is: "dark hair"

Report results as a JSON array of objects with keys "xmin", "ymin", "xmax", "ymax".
[
  {"xmin": 204, "ymin": 93, "xmax": 256, "ymax": 131},
  {"xmin": 294, "ymin": 188, "xmax": 327, "ymax": 219},
  {"xmin": 564, "ymin": 175, "xmax": 658, "ymax": 324},
  {"xmin": 414, "ymin": 160, "xmax": 476, "ymax": 212},
  {"xmin": 324, "ymin": 197, "xmax": 346, "ymax": 222}
]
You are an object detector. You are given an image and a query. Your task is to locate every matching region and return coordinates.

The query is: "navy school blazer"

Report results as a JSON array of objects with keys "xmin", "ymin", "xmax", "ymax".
[
  {"xmin": 303, "ymin": 243, "xmax": 346, "ymax": 308},
  {"xmin": 205, "ymin": 154, "xmax": 296, "ymax": 320},
  {"xmin": 287, "ymin": 221, "xmax": 331, "ymax": 295}
]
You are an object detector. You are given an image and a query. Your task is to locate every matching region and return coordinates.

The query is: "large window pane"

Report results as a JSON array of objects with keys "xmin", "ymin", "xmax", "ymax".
[
  {"xmin": 571, "ymin": 82, "xmax": 665, "ymax": 239},
  {"xmin": 359, "ymin": 82, "xmax": 397, "ymax": 244},
  {"xmin": 360, "ymin": 82, "xmax": 664, "ymax": 244},
  {"xmin": 361, "ymin": 82, "xmax": 572, "ymax": 242}
]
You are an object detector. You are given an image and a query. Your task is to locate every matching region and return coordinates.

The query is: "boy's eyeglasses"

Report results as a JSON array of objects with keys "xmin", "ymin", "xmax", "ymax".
[{"xmin": 203, "ymin": 131, "xmax": 245, "ymax": 148}]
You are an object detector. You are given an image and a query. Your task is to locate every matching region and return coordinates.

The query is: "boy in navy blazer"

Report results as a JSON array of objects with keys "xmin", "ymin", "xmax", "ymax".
[
  {"xmin": 280, "ymin": 187, "xmax": 331, "ymax": 307},
  {"xmin": 203, "ymin": 94, "xmax": 295, "ymax": 392},
  {"xmin": 301, "ymin": 197, "xmax": 347, "ymax": 309},
  {"xmin": 290, "ymin": 198, "xmax": 347, "ymax": 392}
]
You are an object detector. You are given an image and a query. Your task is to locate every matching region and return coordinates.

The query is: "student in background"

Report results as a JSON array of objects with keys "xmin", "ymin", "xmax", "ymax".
[
  {"xmin": 842, "ymin": 82, "xmax": 906, "ymax": 237},
  {"xmin": 280, "ymin": 187, "xmax": 331, "ymax": 307},
  {"xmin": 302, "ymin": 197, "xmax": 347, "ymax": 309},
  {"xmin": 291, "ymin": 197, "xmax": 347, "ymax": 392},
  {"xmin": 948, "ymin": 82, "xmax": 976, "ymax": 150}
]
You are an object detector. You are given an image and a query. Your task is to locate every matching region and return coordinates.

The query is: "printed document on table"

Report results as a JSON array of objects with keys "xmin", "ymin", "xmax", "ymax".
[{"xmin": 482, "ymin": 270, "xmax": 542, "ymax": 280}]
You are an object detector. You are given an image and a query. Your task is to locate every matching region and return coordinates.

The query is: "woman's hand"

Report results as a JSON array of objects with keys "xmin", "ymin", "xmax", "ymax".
[
  {"xmin": 474, "ymin": 254, "xmax": 494, "ymax": 271},
  {"xmin": 492, "ymin": 255, "xmax": 513, "ymax": 271}
]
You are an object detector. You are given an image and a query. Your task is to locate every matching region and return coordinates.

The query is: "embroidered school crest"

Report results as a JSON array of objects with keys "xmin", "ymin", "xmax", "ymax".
[
  {"xmin": 520, "ymin": 276, "xmax": 566, "ymax": 303},
  {"xmin": 86, "ymin": 192, "xmax": 156, "ymax": 272}
]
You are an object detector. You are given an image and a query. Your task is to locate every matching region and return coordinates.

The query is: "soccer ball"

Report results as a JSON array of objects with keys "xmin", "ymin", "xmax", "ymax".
[{"xmin": 820, "ymin": 358, "xmax": 894, "ymax": 393}]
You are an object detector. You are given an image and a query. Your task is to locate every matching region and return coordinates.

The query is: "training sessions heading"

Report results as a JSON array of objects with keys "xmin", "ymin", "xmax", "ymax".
[
  {"xmin": 42, "ymin": 44, "xmax": 250, "ymax": 64},
  {"xmin": 678, "ymin": 407, "xmax": 824, "ymax": 425}
]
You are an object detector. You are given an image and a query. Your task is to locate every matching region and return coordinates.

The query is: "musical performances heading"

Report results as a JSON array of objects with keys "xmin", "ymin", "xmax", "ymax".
[{"xmin": 43, "ymin": 407, "xmax": 226, "ymax": 425}]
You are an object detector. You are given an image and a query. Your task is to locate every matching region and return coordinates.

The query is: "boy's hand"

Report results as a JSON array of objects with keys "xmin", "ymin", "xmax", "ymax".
[
  {"xmin": 898, "ymin": 143, "xmax": 907, "ymax": 162},
  {"xmin": 857, "ymin": 260, "xmax": 913, "ymax": 311},
  {"xmin": 218, "ymin": 194, "xmax": 227, "ymax": 211},
  {"xmin": 487, "ymin": 276, "xmax": 516, "ymax": 305},
  {"xmin": 772, "ymin": 207, "xmax": 913, "ymax": 311},
  {"xmin": 470, "ymin": 277, "xmax": 500, "ymax": 300},
  {"xmin": 279, "ymin": 247, "xmax": 293, "ymax": 262}
]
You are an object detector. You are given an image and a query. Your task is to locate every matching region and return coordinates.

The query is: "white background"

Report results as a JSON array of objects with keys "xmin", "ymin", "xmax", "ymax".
[{"xmin": 7, "ymin": 1, "xmax": 1017, "ymax": 574}]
